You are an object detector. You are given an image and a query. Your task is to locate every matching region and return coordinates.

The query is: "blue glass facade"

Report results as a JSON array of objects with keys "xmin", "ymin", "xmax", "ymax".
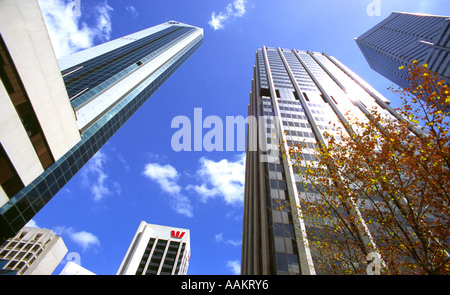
[
  {"xmin": 356, "ymin": 12, "xmax": 449, "ymax": 89},
  {"xmin": 0, "ymin": 23, "xmax": 203, "ymax": 243},
  {"xmin": 64, "ymin": 26, "xmax": 195, "ymax": 108}
]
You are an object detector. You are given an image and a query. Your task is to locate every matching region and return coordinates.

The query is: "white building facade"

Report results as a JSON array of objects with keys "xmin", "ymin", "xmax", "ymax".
[
  {"xmin": 0, "ymin": 227, "xmax": 67, "ymax": 275},
  {"xmin": 117, "ymin": 221, "xmax": 190, "ymax": 275}
]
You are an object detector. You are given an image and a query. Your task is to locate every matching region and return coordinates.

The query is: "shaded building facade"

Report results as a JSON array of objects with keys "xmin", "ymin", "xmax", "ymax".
[{"xmin": 356, "ymin": 12, "xmax": 449, "ymax": 89}]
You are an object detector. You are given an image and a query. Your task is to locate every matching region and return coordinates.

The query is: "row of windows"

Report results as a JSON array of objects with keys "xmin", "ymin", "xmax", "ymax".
[
  {"xmin": 280, "ymin": 112, "xmax": 308, "ymax": 120},
  {"xmin": 277, "ymin": 99, "xmax": 301, "ymax": 105},
  {"xmin": 282, "ymin": 120, "xmax": 311, "ymax": 129},
  {"xmin": 265, "ymin": 159, "xmax": 302, "ymax": 275},
  {"xmin": 284, "ymin": 129, "xmax": 315, "ymax": 139},
  {"xmin": 67, "ymin": 26, "xmax": 195, "ymax": 109},
  {"xmin": 136, "ymin": 238, "xmax": 184, "ymax": 275},
  {"xmin": 63, "ymin": 26, "xmax": 191, "ymax": 97}
]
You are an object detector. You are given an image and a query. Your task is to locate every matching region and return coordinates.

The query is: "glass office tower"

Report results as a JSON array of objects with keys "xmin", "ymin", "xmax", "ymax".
[
  {"xmin": 241, "ymin": 46, "xmax": 422, "ymax": 275},
  {"xmin": 356, "ymin": 12, "xmax": 449, "ymax": 89},
  {"xmin": 0, "ymin": 1, "xmax": 203, "ymax": 243}
]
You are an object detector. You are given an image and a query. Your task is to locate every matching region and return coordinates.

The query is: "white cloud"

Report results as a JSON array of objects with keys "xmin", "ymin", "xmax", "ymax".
[
  {"xmin": 143, "ymin": 163, "xmax": 193, "ymax": 218},
  {"xmin": 186, "ymin": 183, "xmax": 218, "ymax": 198},
  {"xmin": 215, "ymin": 233, "xmax": 241, "ymax": 247},
  {"xmin": 208, "ymin": 0, "xmax": 247, "ymax": 30},
  {"xmin": 81, "ymin": 150, "xmax": 120, "ymax": 201},
  {"xmin": 25, "ymin": 219, "xmax": 40, "ymax": 228},
  {"xmin": 227, "ymin": 260, "xmax": 241, "ymax": 275},
  {"xmin": 96, "ymin": 2, "xmax": 114, "ymax": 41},
  {"xmin": 209, "ymin": 12, "xmax": 228, "ymax": 30},
  {"xmin": 38, "ymin": 0, "xmax": 113, "ymax": 58},
  {"xmin": 142, "ymin": 154, "xmax": 246, "ymax": 217},
  {"xmin": 53, "ymin": 226, "xmax": 100, "ymax": 252},
  {"xmin": 232, "ymin": 0, "xmax": 246, "ymax": 17},
  {"xmin": 143, "ymin": 163, "xmax": 182, "ymax": 195},
  {"xmin": 171, "ymin": 194, "xmax": 194, "ymax": 218},
  {"xmin": 187, "ymin": 153, "xmax": 245, "ymax": 205},
  {"xmin": 70, "ymin": 231, "xmax": 101, "ymax": 251}
]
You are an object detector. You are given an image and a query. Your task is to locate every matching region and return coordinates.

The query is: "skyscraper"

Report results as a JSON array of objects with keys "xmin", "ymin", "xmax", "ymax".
[
  {"xmin": 0, "ymin": 227, "xmax": 67, "ymax": 275},
  {"xmin": 241, "ymin": 46, "xmax": 422, "ymax": 275},
  {"xmin": 356, "ymin": 12, "xmax": 449, "ymax": 89},
  {"xmin": 0, "ymin": 0, "xmax": 203, "ymax": 243},
  {"xmin": 117, "ymin": 221, "xmax": 190, "ymax": 275}
]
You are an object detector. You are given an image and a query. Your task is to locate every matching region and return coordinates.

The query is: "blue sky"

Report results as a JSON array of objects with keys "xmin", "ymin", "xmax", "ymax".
[{"xmin": 30, "ymin": 0, "xmax": 449, "ymax": 275}]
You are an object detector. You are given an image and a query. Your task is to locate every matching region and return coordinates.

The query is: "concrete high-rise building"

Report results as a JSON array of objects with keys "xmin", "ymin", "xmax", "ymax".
[
  {"xmin": 0, "ymin": 0, "xmax": 203, "ymax": 243},
  {"xmin": 117, "ymin": 221, "xmax": 190, "ymax": 275},
  {"xmin": 241, "ymin": 46, "xmax": 423, "ymax": 275},
  {"xmin": 356, "ymin": 12, "xmax": 449, "ymax": 89},
  {"xmin": 0, "ymin": 226, "xmax": 67, "ymax": 275}
]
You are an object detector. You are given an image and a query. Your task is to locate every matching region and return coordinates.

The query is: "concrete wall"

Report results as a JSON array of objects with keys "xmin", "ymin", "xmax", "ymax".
[{"xmin": 0, "ymin": 0, "xmax": 81, "ymax": 207}]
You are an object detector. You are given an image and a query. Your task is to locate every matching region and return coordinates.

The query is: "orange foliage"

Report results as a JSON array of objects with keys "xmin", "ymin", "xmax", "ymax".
[{"xmin": 286, "ymin": 62, "xmax": 449, "ymax": 274}]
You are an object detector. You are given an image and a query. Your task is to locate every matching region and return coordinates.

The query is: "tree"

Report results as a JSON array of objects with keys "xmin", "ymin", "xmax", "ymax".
[{"xmin": 284, "ymin": 61, "xmax": 450, "ymax": 274}]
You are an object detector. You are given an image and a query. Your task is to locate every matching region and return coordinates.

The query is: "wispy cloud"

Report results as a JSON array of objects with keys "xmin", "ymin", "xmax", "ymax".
[
  {"xmin": 53, "ymin": 226, "xmax": 101, "ymax": 252},
  {"xmin": 143, "ymin": 163, "xmax": 193, "ymax": 218},
  {"xmin": 227, "ymin": 260, "xmax": 241, "ymax": 275},
  {"xmin": 81, "ymin": 150, "xmax": 121, "ymax": 202},
  {"xmin": 38, "ymin": 0, "xmax": 113, "ymax": 58},
  {"xmin": 125, "ymin": 5, "xmax": 138, "ymax": 18},
  {"xmin": 215, "ymin": 233, "xmax": 241, "ymax": 247},
  {"xmin": 187, "ymin": 153, "xmax": 245, "ymax": 205},
  {"xmin": 95, "ymin": 1, "xmax": 114, "ymax": 41},
  {"xmin": 208, "ymin": 0, "xmax": 247, "ymax": 30}
]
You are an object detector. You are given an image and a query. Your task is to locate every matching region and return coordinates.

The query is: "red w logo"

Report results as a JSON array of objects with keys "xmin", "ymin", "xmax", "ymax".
[{"xmin": 171, "ymin": 230, "xmax": 185, "ymax": 239}]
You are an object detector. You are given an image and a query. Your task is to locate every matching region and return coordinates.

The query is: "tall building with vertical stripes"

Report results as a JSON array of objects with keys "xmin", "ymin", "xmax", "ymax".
[
  {"xmin": 241, "ymin": 46, "xmax": 422, "ymax": 275},
  {"xmin": 117, "ymin": 221, "xmax": 190, "ymax": 275},
  {"xmin": 356, "ymin": 12, "xmax": 449, "ymax": 89},
  {"xmin": 0, "ymin": 0, "xmax": 203, "ymax": 244}
]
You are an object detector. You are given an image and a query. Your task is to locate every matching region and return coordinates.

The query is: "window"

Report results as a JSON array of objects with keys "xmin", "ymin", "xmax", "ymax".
[
  {"xmin": 302, "ymin": 92, "xmax": 310, "ymax": 101},
  {"xmin": 287, "ymin": 254, "xmax": 300, "ymax": 274},
  {"xmin": 0, "ymin": 34, "xmax": 54, "ymax": 169},
  {"xmin": 0, "ymin": 144, "xmax": 24, "ymax": 198},
  {"xmin": 276, "ymin": 253, "xmax": 288, "ymax": 273}
]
